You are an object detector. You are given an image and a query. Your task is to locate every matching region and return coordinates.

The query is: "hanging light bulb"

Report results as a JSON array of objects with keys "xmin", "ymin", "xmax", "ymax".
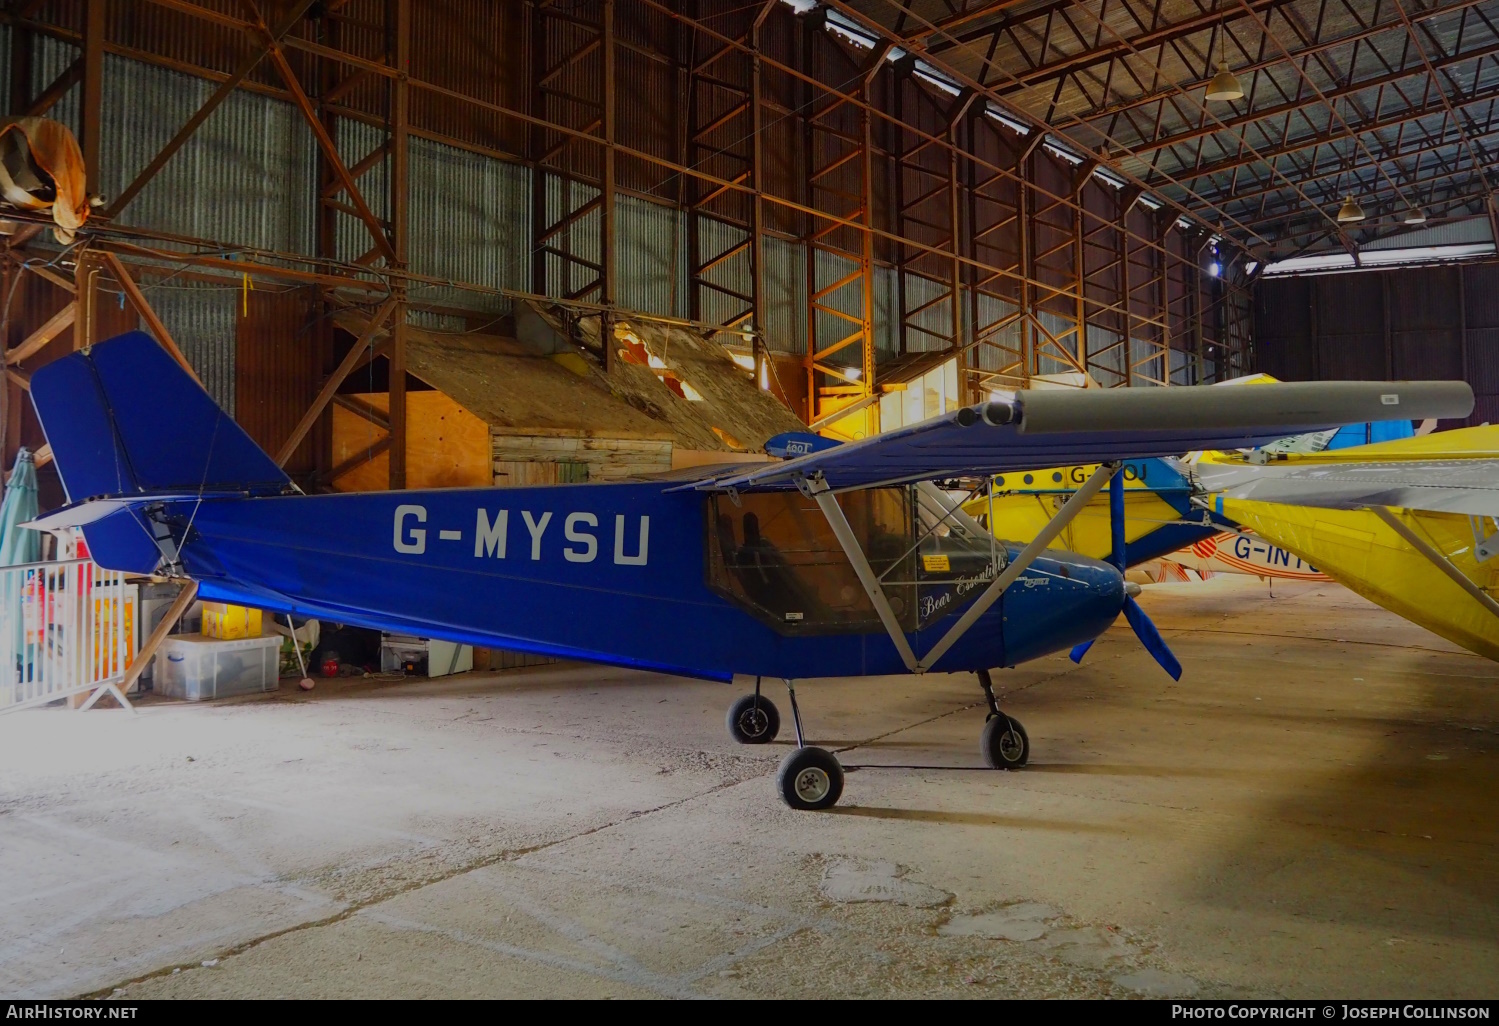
[
  {"xmin": 1206, "ymin": 62, "xmax": 1244, "ymax": 101},
  {"xmin": 1205, "ymin": 24, "xmax": 1244, "ymax": 101},
  {"xmin": 1403, "ymin": 206, "xmax": 1428, "ymax": 225},
  {"xmin": 1336, "ymin": 195, "xmax": 1366, "ymax": 224}
]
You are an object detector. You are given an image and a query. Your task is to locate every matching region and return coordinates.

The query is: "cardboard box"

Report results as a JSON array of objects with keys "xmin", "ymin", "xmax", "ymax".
[{"xmin": 201, "ymin": 601, "xmax": 262, "ymax": 640}]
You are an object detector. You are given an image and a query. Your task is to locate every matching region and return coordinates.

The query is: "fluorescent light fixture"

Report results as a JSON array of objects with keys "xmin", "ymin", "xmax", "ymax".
[
  {"xmin": 983, "ymin": 105, "xmax": 1031, "ymax": 135},
  {"xmin": 1261, "ymin": 242, "xmax": 1496, "ymax": 276},
  {"xmin": 825, "ymin": 9, "xmax": 877, "ymax": 48},
  {"xmin": 913, "ymin": 62, "xmax": 961, "ymax": 96},
  {"xmin": 1043, "ymin": 140, "xmax": 1084, "ymax": 165}
]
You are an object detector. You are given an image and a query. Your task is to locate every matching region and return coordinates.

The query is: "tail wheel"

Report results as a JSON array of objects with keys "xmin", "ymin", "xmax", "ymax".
[{"xmin": 726, "ymin": 694, "xmax": 780, "ymax": 744}]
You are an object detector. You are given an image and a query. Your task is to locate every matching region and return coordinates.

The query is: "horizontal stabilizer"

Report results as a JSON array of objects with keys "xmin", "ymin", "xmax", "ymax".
[{"xmin": 23, "ymin": 491, "xmax": 247, "ymax": 532}]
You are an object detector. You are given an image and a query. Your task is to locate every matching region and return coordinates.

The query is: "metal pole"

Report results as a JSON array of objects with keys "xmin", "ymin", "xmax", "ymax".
[
  {"xmin": 1368, "ymin": 506, "xmax": 1499, "ymax": 620},
  {"xmin": 807, "ymin": 476, "xmax": 920, "ymax": 673}
]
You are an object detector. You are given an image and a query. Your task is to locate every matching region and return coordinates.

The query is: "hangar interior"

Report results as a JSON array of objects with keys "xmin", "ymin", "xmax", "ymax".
[{"xmin": 0, "ymin": 0, "xmax": 1496, "ymax": 1001}]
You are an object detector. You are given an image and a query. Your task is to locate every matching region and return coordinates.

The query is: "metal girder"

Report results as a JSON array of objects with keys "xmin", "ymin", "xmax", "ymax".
[
  {"xmin": 680, "ymin": 1, "xmax": 765, "ymax": 345},
  {"xmin": 104, "ymin": 0, "xmax": 320, "ymax": 219},
  {"xmin": 529, "ymin": 0, "xmax": 613, "ymax": 309},
  {"xmin": 1127, "ymin": 36, "xmax": 1499, "ymax": 162},
  {"xmin": 802, "ymin": 13, "xmax": 880, "ymax": 426}
]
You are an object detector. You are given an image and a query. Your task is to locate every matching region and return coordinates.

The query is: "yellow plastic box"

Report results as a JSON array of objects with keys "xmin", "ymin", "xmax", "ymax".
[{"xmin": 200, "ymin": 601, "xmax": 262, "ymax": 640}]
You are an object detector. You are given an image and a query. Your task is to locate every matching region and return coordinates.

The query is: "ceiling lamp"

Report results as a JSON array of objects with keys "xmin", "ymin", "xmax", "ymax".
[
  {"xmin": 1403, "ymin": 206, "xmax": 1428, "ymax": 225},
  {"xmin": 1205, "ymin": 62, "xmax": 1244, "ymax": 101},
  {"xmin": 1205, "ymin": 26, "xmax": 1243, "ymax": 101},
  {"xmin": 1336, "ymin": 195, "xmax": 1366, "ymax": 224}
]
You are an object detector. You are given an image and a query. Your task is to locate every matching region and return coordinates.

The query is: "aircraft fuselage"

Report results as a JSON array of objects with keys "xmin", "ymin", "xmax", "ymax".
[{"xmin": 86, "ymin": 481, "xmax": 1125, "ymax": 682}]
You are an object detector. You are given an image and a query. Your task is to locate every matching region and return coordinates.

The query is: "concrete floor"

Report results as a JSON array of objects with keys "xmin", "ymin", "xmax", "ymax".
[{"xmin": 1, "ymin": 576, "xmax": 1496, "ymax": 999}]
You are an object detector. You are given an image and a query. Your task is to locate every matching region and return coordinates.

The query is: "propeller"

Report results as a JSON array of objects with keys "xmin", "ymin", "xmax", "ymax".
[{"xmin": 1068, "ymin": 466, "xmax": 1183, "ymax": 680}]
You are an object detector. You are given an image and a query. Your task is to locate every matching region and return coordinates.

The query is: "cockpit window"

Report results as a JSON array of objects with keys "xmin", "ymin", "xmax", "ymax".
[
  {"xmin": 708, "ymin": 489, "xmax": 915, "ymax": 634},
  {"xmin": 706, "ymin": 484, "xmax": 1008, "ymax": 635}
]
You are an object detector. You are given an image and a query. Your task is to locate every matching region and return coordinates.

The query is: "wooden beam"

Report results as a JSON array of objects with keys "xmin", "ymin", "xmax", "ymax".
[
  {"xmin": 274, "ymin": 297, "xmax": 397, "ymax": 466},
  {"xmin": 6, "ymin": 367, "xmax": 30, "ymax": 390},
  {"xmin": 4, "ymin": 225, "xmax": 46, "ymax": 252},
  {"xmin": 326, "ymin": 436, "xmax": 391, "ymax": 482},
  {"xmin": 332, "ymin": 393, "xmax": 390, "ymax": 431},
  {"xmin": 7, "ymin": 302, "xmax": 76, "ymax": 365},
  {"xmin": 81, "ymin": 0, "xmax": 105, "ymax": 196},
  {"xmin": 33, "ymin": 442, "xmax": 51, "ymax": 467},
  {"xmin": 100, "ymin": 253, "xmax": 202, "ymax": 386},
  {"xmin": 23, "ymin": 261, "xmax": 76, "ymax": 294},
  {"xmin": 117, "ymin": 580, "xmax": 199, "ymax": 696},
  {"xmin": 25, "ymin": 57, "xmax": 82, "ymax": 117}
]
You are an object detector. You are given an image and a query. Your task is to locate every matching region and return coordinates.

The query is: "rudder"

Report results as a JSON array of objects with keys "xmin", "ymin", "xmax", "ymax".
[{"xmin": 30, "ymin": 331, "xmax": 290, "ymax": 502}]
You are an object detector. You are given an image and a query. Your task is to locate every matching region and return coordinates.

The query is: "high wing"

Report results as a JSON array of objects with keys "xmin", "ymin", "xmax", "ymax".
[
  {"xmin": 671, "ymin": 381, "xmax": 1474, "ymax": 493},
  {"xmin": 1198, "ymin": 459, "xmax": 1499, "ymax": 519}
]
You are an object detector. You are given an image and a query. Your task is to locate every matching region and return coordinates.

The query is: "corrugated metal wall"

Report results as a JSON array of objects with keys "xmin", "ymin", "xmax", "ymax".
[
  {"xmin": 90, "ymin": 50, "xmax": 317, "ymax": 256},
  {"xmin": 1255, "ymin": 262, "xmax": 1499, "ymax": 426},
  {"xmin": 147, "ymin": 281, "xmax": 239, "ymax": 415},
  {"xmin": 407, "ymin": 136, "xmax": 530, "ymax": 314},
  {"xmin": 617, "ymin": 193, "xmax": 687, "ymax": 320}
]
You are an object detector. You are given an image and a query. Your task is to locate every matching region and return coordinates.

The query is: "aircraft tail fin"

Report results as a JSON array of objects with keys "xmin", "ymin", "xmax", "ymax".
[{"xmin": 29, "ymin": 331, "xmax": 291, "ymax": 504}]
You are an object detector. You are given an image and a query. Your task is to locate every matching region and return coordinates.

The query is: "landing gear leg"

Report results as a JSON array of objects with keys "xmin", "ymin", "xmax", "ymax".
[
  {"xmin": 774, "ymin": 679, "xmax": 844, "ymax": 811},
  {"xmin": 977, "ymin": 667, "xmax": 1001, "ymax": 721},
  {"xmin": 726, "ymin": 676, "xmax": 780, "ymax": 744},
  {"xmin": 977, "ymin": 668, "xmax": 1029, "ymax": 770}
]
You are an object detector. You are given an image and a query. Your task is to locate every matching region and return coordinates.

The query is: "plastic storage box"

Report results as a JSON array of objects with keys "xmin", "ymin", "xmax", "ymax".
[{"xmin": 157, "ymin": 634, "xmax": 281, "ymax": 701}]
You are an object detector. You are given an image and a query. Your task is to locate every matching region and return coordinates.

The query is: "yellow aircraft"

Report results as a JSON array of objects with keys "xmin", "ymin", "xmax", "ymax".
[
  {"xmin": 965, "ymin": 458, "xmax": 1226, "ymax": 567},
  {"xmin": 1197, "ymin": 426, "xmax": 1499, "ymax": 662},
  {"xmin": 970, "ymin": 422, "xmax": 1499, "ymax": 664}
]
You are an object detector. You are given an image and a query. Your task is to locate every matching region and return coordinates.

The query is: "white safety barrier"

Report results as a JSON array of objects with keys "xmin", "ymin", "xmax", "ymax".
[{"xmin": 0, "ymin": 558, "xmax": 138, "ymax": 714}]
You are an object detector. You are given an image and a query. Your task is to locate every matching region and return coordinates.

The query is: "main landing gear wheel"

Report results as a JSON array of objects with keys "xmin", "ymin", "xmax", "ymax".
[
  {"xmin": 776, "ymin": 746, "xmax": 844, "ymax": 811},
  {"xmin": 726, "ymin": 693, "xmax": 781, "ymax": 744},
  {"xmin": 981, "ymin": 715, "xmax": 1029, "ymax": 770}
]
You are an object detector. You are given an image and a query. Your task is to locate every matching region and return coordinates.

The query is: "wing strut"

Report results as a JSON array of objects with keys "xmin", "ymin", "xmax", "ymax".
[
  {"xmin": 805, "ymin": 474, "xmax": 921, "ymax": 672},
  {"xmin": 1368, "ymin": 506, "xmax": 1499, "ymax": 621},
  {"xmin": 802, "ymin": 463, "xmax": 1118, "ymax": 674}
]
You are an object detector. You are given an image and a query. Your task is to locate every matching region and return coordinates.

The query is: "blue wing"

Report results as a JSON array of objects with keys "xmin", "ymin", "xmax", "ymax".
[{"xmin": 672, "ymin": 382, "xmax": 1473, "ymax": 493}]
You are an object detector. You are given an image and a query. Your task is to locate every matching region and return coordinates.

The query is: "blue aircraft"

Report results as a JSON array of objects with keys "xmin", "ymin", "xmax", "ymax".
[{"xmin": 27, "ymin": 333, "xmax": 1473, "ymax": 809}]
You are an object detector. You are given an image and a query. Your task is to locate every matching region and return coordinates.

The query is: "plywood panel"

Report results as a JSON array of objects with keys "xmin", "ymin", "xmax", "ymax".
[{"xmin": 331, "ymin": 390, "xmax": 491, "ymax": 491}]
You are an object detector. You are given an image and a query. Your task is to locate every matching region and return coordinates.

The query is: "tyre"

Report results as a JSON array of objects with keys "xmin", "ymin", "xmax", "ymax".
[
  {"xmin": 981, "ymin": 715, "xmax": 1029, "ymax": 769},
  {"xmin": 775, "ymin": 746, "xmax": 844, "ymax": 810},
  {"xmin": 726, "ymin": 693, "xmax": 780, "ymax": 744}
]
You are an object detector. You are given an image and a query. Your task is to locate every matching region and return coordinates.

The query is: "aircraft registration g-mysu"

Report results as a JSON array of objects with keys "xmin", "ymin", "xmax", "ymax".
[{"xmin": 28, "ymin": 333, "xmax": 1474, "ymax": 809}]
